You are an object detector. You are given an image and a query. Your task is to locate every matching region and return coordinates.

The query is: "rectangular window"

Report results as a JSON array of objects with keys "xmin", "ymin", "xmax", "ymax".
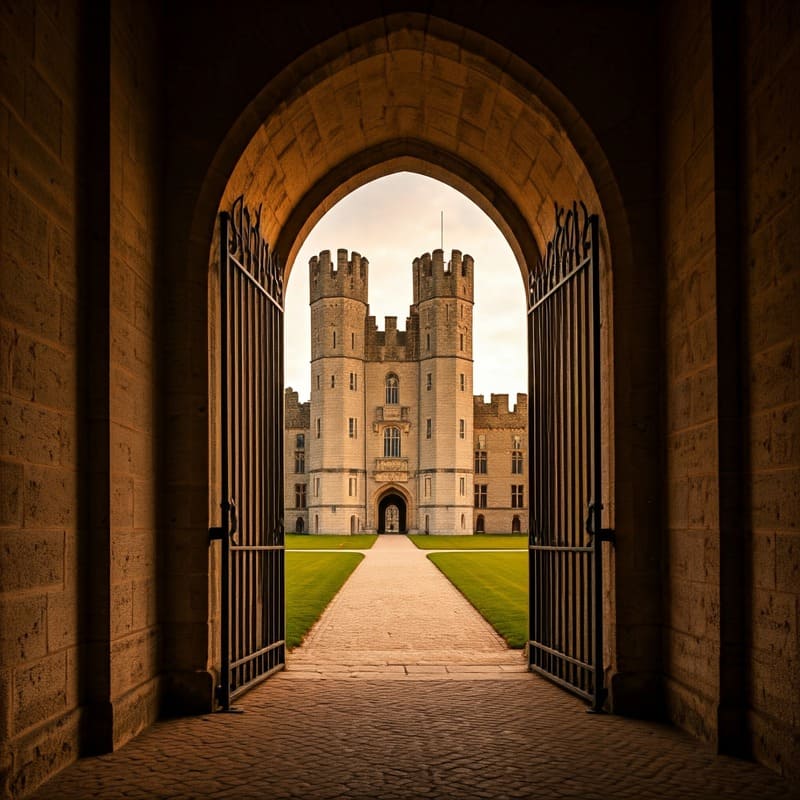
[
  {"xmin": 426, "ymin": 418, "xmax": 432, "ymax": 439},
  {"xmin": 332, "ymin": 330, "xmax": 337, "ymax": 348},
  {"xmin": 426, "ymin": 333, "xmax": 431, "ymax": 351},
  {"xmin": 314, "ymin": 477, "xmax": 320, "ymax": 496},
  {"xmin": 331, "ymin": 374, "xmax": 335, "ymax": 388},
  {"xmin": 294, "ymin": 451, "xmax": 305, "ymax": 473},
  {"xmin": 512, "ymin": 451, "xmax": 523, "ymax": 474},
  {"xmin": 295, "ymin": 484, "xmax": 306, "ymax": 509},
  {"xmin": 296, "ymin": 433, "xmax": 305, "ymax": 449},
  {"xmin": 459, "ymin": 419, "xmax": 465, "ymax": 439},
  {"xmin": 348, "ymin": 417, "xmax": 357, "ymax": 438},
  {"xmin": 348, "ymin": 477, "xmax": 357, "ymax": 497},
  {"xmin": 459, "ymin": 477, "xmax": 465, "ymax": 496},
  {"xmin": 460, "ymin": 373, "xmax": 465, "ymax": 391},
  {"xmin": 316, "ymin": 374, "xmax": 320, "ymax": 390},
  {"xmin": 474, "ymin": 484, "xmax": 487, "ymax": 509},
  {"xmin": 513, "ymin": 435, "xmax": 522, "ymax": 449},
  {"xmin": 351, "ymin": 332, "xmax": 355, "ymax": 348},
  {"xmin": 349, "ymin": 372, "xmax": 357, "ymax": 391},
  {"xmin": 424, "ymin": 476, "xmax": 431, "ymax": 497},
  {"xmin": 512, "ymin": 485, "xmax": 524, "ymax": 508},
  {"xmin": 474, "ymin": 450, "xmax": 487, "ymax": 474},
  {"xmin": 459, "ymin": 333, "xmax": 464, "ymax": 350},
  {"xmin": 426, "ymin": 372, "xmax": 432, "ymax": 390},
  {"xmin": 315, "ymin": 418, "xmax": 321, "ymax": 438}
]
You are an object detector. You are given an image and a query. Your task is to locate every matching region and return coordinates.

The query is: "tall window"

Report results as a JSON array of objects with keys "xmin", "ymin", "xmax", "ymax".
[
  {"xmin": 384, "ymin": 426, "xmax": 401, "ymax": 457},
  {"xmin": 348, "ymin": 417, "xmax": 357, "ymax": 438},
  {"xmin": 314, "ymin": 477, "xmax": 320, "ymax": 496},
  {"xmin": 348, "ymin": 477, "xmax": 357, "ymax": 496},
  {"xmin": 350, "ymin": 372, "xmax": 357, "ymax": 390},
  {"xmin": 459, "ymin": 476, "xmax": 465, "ymax": 496},
  {"xmin": 294, "ymin": 484, "xmax": 306, "ymax": 509},
  {"xmin": 512, "ymin": 451, "xmax": 523, "ymax": 474},
  {"xmin": 474, "ymin": 484, "xmax": 487, "ymax": 508},
  {"xmin": 512, "ymin": 485, "xmax": 524, "ymax": 508},
  {"xmin": 385, "ymin": 374, "xmax": 398, "ymax": 404},
  {"xmin": 513, "ymin": 435, "xmax": 522, "ymax": 449},
  {"xmin": 424, "ymin": 476, "xmax": 431, "ymax": 497},
  {"xmin": 294, "ymin": 451, "xmax": 305, "ymax": 473},
  {"xmin": 315, "ymin": 418, "xmax": 321, "ymax": 438},
  {"xmin": 296, "ymin": 434, "xmax": 305, "ymax": 449},
  {"xmin": 474, "ymin": 450, "xmax": 487, "ymax": 474},
  {"xmin": 332, "ymin": 330, "xmax": 336, "ymax": 348},
  {"xmin": 475, "ymin": 514, "xmax": 485, "ymax": 533},
  {"xmin": 459, "ymin": 333, "xmax": 464, "ymax": 350},
  {"xmin": 426, "ymin": 418, "xmax": 432, "ymax": 439},
  {"xmin": 351, "ymin": 332, "xmax": 355, "ymax": 349},
  {"xmin": 512, "ymin": 515, "xmax": 521, "ymax": 533},
  {"xmin": 426, "ymin": 372, "xmax": 432, "ymax": 390},
  {"xmin": 459, "ymin": 419, "xmax": 465, "ymax": 439},
  {"xmin": 460, "ymin": 373, "xmax": 465, "ymax": 391},
  {"xmin": 331, "ymin": 374, "xmax": 335, "ymax": 388},
  {"xmin": 426, "ymin": 333, "xmax": 430, "ymax": 350}
]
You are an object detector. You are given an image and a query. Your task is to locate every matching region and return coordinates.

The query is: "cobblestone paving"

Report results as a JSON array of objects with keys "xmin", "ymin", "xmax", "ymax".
[
  {"xmin": 28, "ymin": 536, "xmax": 799, "ymax": 799},
  {"xmin": 30, "ymin": 676, "xmax": 797, "ymax": 799}
]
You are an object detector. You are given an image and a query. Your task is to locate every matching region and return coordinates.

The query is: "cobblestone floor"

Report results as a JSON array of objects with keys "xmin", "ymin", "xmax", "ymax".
[
  {"xmin": 28, "ymin": 537, "xmax": 800, "ymax": 799},
  {"xmin": 30, "ymin": 675, "xmax": 797, "ymax": 799}
]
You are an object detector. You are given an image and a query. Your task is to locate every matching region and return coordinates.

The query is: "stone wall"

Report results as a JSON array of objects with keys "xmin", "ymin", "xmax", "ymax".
[
  {"xmin": 0, "ymin": 2, "xmax": 84, "ymax": 794},
  {"xmin": 741, "ymin": 0, "xmax": 800, "ymax": 777}
]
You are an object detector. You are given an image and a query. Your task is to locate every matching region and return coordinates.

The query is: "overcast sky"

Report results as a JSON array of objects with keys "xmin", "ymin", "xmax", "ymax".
[{"xmin": 284, "ymin": 172, "xmax": 527, "ymax": 403}]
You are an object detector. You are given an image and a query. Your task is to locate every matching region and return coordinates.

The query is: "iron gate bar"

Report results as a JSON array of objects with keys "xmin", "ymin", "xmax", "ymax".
[
  {"xmin": 527, "ymin": 201, "xmax": 610, "ymax": 712},
  {"xmin": 217, "ymin": 197, "xmax": 285, "ymax": 710}
]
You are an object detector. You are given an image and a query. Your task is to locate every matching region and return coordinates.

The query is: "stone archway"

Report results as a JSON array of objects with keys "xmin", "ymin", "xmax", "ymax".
[
  {"xmin": 378, "ymin": 492, "xmax": 407, "ymax": 534},
  {"xmin": 167, "ymin": 12, "xmax": 659, "ymax": 717}
]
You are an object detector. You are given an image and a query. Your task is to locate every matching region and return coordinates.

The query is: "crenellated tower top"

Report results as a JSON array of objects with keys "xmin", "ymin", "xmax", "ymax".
[
  {"xmin": 413, "ymin": 248, "xmax": 474, "ymax": 305},
  {"xmin": 309, "ymin": 248, "xmax": 369, "ymax": 304}
]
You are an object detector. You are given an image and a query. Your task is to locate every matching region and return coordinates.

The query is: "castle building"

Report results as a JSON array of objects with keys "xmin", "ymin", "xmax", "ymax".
[{"xmin": 283, "ymin": 247, "xmax": 528, "ymax": 535}]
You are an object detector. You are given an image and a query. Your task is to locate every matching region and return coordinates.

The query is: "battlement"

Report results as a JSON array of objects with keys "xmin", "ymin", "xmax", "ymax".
[
  {"xmin": 365, "ymin": 314, "xmax": 414, "ymax": 361},
  {"xmin": 309, "ymin": 248, "xmax": 369, "ymax": 303},
  {"xmin": 473, "ymin": 392, "xmax": 528, "ymax": 428},
  {"xmin": 413, "ymin": 248, "xmax": 474, "ymax": 304},
  {"xmin": 284, "ymin": 387, "xmax": 310, "ymax": 429}
]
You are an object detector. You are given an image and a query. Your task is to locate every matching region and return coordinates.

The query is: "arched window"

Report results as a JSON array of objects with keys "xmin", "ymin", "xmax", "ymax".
[
  {"xmin": 295, "ymin": 517, "xmax": 305, "ymax": 534},
  {"xmin": 383, "ymin": 426, "xmax": 401, "ymax": 457},
  {"xmin": 475, "ymin": 514, "xmax": 485, "ymax": 534},
  {"xmin": 461, "ymin": 514, "xmax": 466, "ymax": 530},
  {"xmin": 350, "ymin": 515, "xmax": 357, "ymax": 534},
  {"xmin": 385, "ymin": 373, "xmax": 399, "ymax": 405},
  {"xmin": 512, "ymin": 515, "xmax": 521, "ymax": 533},
  {"xmin": 425, "ymin": 514, "xmax": 430, "ymax": 534}
]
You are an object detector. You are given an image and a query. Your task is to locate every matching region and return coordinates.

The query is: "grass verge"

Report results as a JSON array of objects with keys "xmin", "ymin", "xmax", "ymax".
[
  {"xmin": 285, "ymin": 534, "xmax": 378, "ymax": 550},
  {"xmin": 408, "ymin": 534, "xmax": 527, "ymax": 550},
  {"xmin": 428, "ymin": 552, "xmax": 528, "ymax": 648},
  {"xmin": 286, "ymin": 551, "xmax": 363, "ymax": 649}
]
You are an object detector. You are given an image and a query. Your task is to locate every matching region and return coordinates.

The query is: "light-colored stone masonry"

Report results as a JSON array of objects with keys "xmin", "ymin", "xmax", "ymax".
[{"xmin": 285, "ymin": 247, "xmax": 528, "ymax": 536}]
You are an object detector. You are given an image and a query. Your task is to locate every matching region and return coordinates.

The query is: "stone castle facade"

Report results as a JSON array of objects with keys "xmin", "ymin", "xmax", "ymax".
[{"xmin": 284, "ymin": 247, "xmax": 528, "ymax": 535}]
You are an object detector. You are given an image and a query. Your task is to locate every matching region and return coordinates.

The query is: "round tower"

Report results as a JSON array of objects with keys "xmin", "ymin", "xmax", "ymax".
[
  {"xmin": 307, "ymin": 249, "xmax": 368, "ymax": 534},
  {"xmin": 414, "ymin": 248, "xmax": 475, "ymax": 534}
]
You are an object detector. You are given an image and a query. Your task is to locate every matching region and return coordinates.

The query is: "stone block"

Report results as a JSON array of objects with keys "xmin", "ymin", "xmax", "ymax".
[
  {"xmin": 110, "ymin": 475, "xmax": 134, "ymax": 529},
  {"xmin": 49, "ymin": 222, "xmax": 75, "ymax": 298},
  {"xmin": 33, "ymin": 4, "xmax": 77, "ymax": 101},
  {"xmin": 110, "ymin": 583, "xmax": 134, "ymax": 639},
  {"xmin": 110, "ymin": 628, "xmax": 157, "ymax": 699},
  {"xmin": 10, "ymin": 330, "xmax": 74, "ymax": 408},
  {"xmin": 751, "ymin": 405, "xmax": 800, "ymax": 470},
  {"xmin": 23, "ymin": 65, "xmax": 61, "ymax": 156},
  {"xmin": 687, "ymin": 475, "xmax": 719, "ymax": 530},
  {"xmin": 0, "ymin": 595, "xmax": 46, "ymax": 666},
  {"xmin": 750, "ymin": 341, "xmax": 797, "ymax": 411},
  {"xmin": 23, "ymin": 464, "xmax": 75, "ymax": 528},
  {"xmin": 131, "ymin": 579, "xmax": 156, "ymax": 631},
  {"xmin": 46, "ymin": 590, "xmax": 78, "ymax": 652},
  {"xmin": 132, "ymin": 478, "xmax": 154, "ymax": 530},
  {"xmin": 752, "ymin": 468, "xmax": 800, "ymax": 532},
  {"xmin": 111, "ymin": 530, "xmax": 154, "ymax": 584},
  {"xmin": 13, "ymin": 651, "xmax": 67, "ymax": 733},
  {"xmin": 0, "ymin": 459, "xmax": 22, "ymax": 526},
  {"xmin": 3, "ymin": 178, "xmax": 48, "ymax": 278},
  {"xmin": 775, "ymin": 532, "xmax": 799, "ymax": 593},
  {"xmin": 0, "ymin": 397, "xmax": 64, "ymax": 466},
  {"xmin": 752, "ymin": 588, "xmax": 797, "ymax": 660},
  {"xmin": 0, "ymin": 529, "xmax": 63, "ymax": 592}
]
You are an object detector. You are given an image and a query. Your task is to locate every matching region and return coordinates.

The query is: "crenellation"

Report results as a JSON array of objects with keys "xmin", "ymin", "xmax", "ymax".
[{"xmin": 309, "ymin": 248, "xmax": 369, "ymax": 303}]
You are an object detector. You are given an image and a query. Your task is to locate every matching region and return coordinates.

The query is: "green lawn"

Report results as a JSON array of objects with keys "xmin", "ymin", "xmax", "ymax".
[
  {"xmin": 408, "ymin": 534, "xmax": 527, "ymax": 550},
  {"xmin": 285, "ymin": 534, "xmax": 378, "ymax": 550},
  {"xmin": 428, "ymin": 552, "xmax": 528, "ymax": 648},
  {"xmin": 285, "ymin": 551, "xmax": 363, "ymax": 649}
]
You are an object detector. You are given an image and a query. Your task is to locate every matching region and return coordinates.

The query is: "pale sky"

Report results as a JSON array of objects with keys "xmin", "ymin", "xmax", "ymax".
[{"xmin": 284, "ymin": 173, "xmax": 527, "ymax": 403}]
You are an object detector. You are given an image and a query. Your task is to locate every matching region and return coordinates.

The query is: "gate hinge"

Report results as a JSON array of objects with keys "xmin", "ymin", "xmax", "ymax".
[
  {"xmin": 209, "ymin": 526, "xmax": 224, "ymax": 542},
  {"xmin": 595, "ymin": 528, "xmax": 616, "ymax": 545}
]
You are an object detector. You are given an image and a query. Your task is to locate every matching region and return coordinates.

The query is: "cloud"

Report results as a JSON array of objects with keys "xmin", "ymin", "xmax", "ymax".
[{"xmin": 284, "ymin": 173, "xmax": 527, "ymax": 401}]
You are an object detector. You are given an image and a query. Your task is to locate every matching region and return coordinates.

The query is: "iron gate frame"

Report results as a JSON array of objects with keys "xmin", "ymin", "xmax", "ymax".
[
  {"xmin": 213, "ymin": 195, "xmax": 286, "ymax": 710},
  {"xmin": 527, "ymin": 201, "xmax": 614, "ymax": 712}
]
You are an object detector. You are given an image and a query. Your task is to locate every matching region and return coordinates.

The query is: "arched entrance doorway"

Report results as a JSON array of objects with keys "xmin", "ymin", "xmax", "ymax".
[
  {"xmin": 378, "ymin": 492, "xmax": 407, "ymax": 534},
  {"xmin": 172, "ymin": 11, "xmax": 659, "ymax": 720}
]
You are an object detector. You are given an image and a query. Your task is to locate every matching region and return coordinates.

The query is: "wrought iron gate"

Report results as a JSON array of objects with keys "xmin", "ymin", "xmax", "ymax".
[
  {"xmin": 215, "ymin": 195, "xmax": 285, "ymax": 709},
  {"xmin": 527, "ymin": 201, "xmax": 613, "ymax": 711}
]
